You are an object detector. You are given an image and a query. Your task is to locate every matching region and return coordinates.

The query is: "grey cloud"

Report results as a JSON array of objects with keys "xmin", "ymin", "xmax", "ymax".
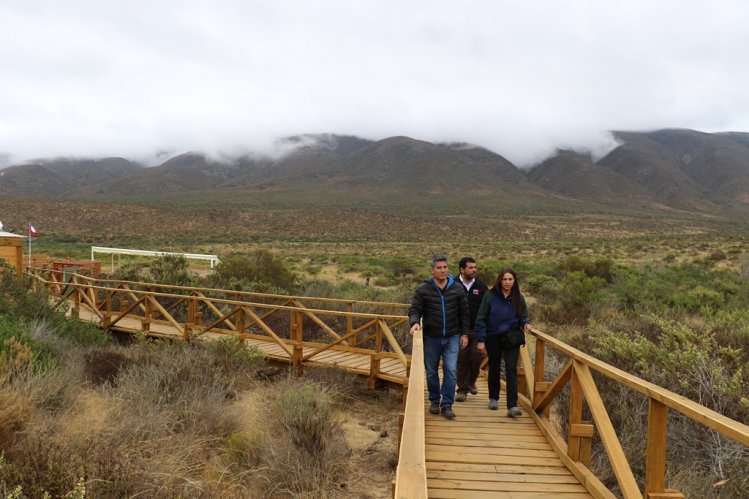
[{"xmin": 1, "ymin": 0, "xmax": 748, "ymax": 167}]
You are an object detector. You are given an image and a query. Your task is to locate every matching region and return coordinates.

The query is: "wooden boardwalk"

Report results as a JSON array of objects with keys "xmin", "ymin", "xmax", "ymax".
[
  {"xmin": 424, "ymin": 383, "xmax": 592, "ymax": 499},
  {"xmin": 73, "ymin": 303, "xmax": 408, "ymax": 382},
  {"xmin": 37, "ymin": 272, "xmax": 748, "ymax": 499}
]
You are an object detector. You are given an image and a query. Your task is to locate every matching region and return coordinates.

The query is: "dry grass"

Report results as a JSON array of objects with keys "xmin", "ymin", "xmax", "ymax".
[{"xmin": 0, "ymin": 337, "xmax": 400, "ymax": 498}]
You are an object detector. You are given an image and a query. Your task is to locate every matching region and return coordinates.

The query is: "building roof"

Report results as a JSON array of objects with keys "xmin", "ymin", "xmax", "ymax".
[{"xmin": 0, "ymin": 231, "xmax": 26, "ymax": 239}]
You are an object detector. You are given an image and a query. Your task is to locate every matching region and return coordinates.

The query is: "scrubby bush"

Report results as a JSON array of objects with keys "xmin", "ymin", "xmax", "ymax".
[
  {"xmin": 208, "ymin": 250, "xmax": 297, "ymax": 292},
  {"xmin": 264, "ymin": 377, "xmax": 350, "ymax": 496},
  {"xmin": 585, "ymin": 315, "xmax": 748, "ymax": 497},
  {"xmin": 524, "ymin": 273, "xmax": 560, "ymax": 296},
  {"xmin": 559, "ymin": 256, "xmax": 615, "ymax": 283},
  {"xmin": 147, "ymin": 254, "xmax": 195, "ymax": 287}
]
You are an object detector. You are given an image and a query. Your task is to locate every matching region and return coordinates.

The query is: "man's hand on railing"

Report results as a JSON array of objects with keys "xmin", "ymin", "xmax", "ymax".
[{"xmin": 409, "ymin": 323, "xmax": 420, "ymax": 335}]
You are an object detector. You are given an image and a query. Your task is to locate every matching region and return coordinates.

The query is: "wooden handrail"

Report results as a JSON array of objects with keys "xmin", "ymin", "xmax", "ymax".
[
  {"xmin": 31, "ymin": 269, "xmax": 410, "ymax": 383},
  {"xmin": 38, "ymin": 279, "xmax": 407, "ymax": 321},
  {"xmin": 531, "ymin": 329, "xmax": 749, "ymax": 447},
  {"xmin": 528, "ymin": 328, "xmax": 749, "ymax": 498},
  {"xmin": 393, "ymin": 329, "xmax": 427, "ymax": 498},
  {"xmin": 28, "ymin": 268, "xmax": 409, "ymax": 309}
]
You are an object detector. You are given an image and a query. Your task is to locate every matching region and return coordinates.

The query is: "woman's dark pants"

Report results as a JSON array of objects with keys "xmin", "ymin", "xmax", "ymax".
[{"xmin": 485, "ymin": 336, "xmax": 520, "ymax": 409}]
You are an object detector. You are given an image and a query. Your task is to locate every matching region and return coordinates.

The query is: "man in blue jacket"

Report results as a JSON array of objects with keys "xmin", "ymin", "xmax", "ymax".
[{"xmin": 409, "ymin": 255, "xmax": 470, "ymax": 419}]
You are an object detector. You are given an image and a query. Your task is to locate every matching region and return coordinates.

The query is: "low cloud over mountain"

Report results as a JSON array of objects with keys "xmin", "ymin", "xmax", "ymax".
[{"xmin": 2, "ymin": 129, "xmax": 748, "ymax": 215}]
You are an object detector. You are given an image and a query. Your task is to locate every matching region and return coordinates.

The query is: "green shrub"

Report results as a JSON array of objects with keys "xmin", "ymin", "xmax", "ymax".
[
  {"xmin": 524, "ymin": 274, "xmax": 560, "ymax": 296},
  {"xmin": 560, "ymin": 256, "xmax": 615, "ymax": 283},
  {"xmin": 208, "ymin": 250, "xmax": 297, "ymax": 292},
  {"xmin": 146, "ymin": 254, "xmax": 194, "ymax": 287},
  {"xmin": 676, "ymin": 286, "xmax": 724, "ymax": 313},
  {"xmin": 271, "ymin": 379, "xmax": 335, "ymax": 454}
]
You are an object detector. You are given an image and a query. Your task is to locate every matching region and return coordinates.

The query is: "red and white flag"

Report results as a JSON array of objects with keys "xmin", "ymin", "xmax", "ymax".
[{"xmin": 29, "ymin": 224, "xmax": 39, "ymax": 236}]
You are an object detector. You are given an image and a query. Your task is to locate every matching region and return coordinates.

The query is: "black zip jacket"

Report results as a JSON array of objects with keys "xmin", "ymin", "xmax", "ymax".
[
  {"xmin": 408, "ymin": 274, "xmax": 470, "ymax": 339},
  {"xmin": 458, "ymin": 276, "xmax": 488, "ymax": 330}
]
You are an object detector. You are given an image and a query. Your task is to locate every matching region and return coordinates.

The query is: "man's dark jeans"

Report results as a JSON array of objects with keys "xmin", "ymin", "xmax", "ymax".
[
  {"xmin": 456, "ymin": 333, "xmax": 482, "ymax": 394},
  {"xmin": 423, "ymin": 334, "xmax": 459, "ymax": 407},
  {"xmin": 485, "ymin": 335, "xmax": 520, "ymax": 409}
]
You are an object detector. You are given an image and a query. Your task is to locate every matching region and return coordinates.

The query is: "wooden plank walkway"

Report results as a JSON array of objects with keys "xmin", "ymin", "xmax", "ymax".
[
  {"xmin": 424, "ymin": 381, "xmax": 593, "ymax": 499},
  {"xmin": 74, "ymin": 301, "xmax": 589, "ymax": 497},
  {"xmin": 72, "ymin": 304, "xmax": 408, "ymax": 381}
]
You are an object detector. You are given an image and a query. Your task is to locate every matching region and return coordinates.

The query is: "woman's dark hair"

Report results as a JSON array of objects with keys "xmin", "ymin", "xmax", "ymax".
[{"xmin": 491, "ymin": 267, "xmax": 522, "ymax": 318}]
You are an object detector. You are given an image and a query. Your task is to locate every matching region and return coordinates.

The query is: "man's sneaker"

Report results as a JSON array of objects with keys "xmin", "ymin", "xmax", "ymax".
[
  {"xmin": 488, "ymin": 399, "xmax": 498, "ymax": 410},
  {"xmin": 507, "ymin": 406, "xmax": 522, "ymax": 418},
  {"xmin": 429, "ymin": 401, "xmax": 440, "ymax": 414},
  {"xmin": 455, "ymin": 392, "xmax": 467, "ymax": 402},
  {"xmin": 441, "ymin": 405, "xmax": 456, "ymax": 419},
  {"xmin": 469, "ymin": 384, "xmax": 478, "ymax": 395}
]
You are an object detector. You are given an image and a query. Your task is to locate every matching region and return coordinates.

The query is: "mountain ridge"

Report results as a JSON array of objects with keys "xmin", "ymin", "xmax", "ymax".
[{"xmin": 2, "ymin": 129, "xmax": 748, "ymax": 215}]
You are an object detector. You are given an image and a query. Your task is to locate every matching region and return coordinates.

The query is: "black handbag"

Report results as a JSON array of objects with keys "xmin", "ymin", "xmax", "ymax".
[{"xmin": 502, "ymin": 327, "xmax": 526, "ymax": 348}]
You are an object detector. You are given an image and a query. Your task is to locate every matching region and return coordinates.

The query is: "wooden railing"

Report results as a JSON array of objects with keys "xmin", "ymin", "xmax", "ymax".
[
  {"xmin": 29, "ymin": 269, "xmax": 412, "ymax": 386},
  {"xmin": 518, "ymin": 328, "xmax": 749, "ymax": 499},
  {"xmin": 29, "ymin": 268, "xmax": 749, "ymax": 497},
  {"xmin": 393, "ymin": 329, "xmax": 428, "ymax": 499},
  {"xmin": 392, "ymin": 327, "xmax": 749, "ymax": 498}
]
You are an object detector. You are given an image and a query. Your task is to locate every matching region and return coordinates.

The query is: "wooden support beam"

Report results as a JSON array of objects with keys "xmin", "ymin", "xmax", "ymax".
[
  {"xmin": 243, "ymin": 306, "xmax": 292, "ymax": 357},
  {"xmin": 292, "ymin": 343, "xmax": 303, "ymax": 377},
  {"xmin": 646, "ymin": 398, "xmax": 670, "ymax": 497},
  {"xmin": 378, "ymin": 320, "xmax": 408, "ymax": 369},
  {"xmin": 647, "ymin": 491, "xmax": 684, "ymax": 499},
  {"xmin": 346, "ymin": 302, "xmax": 355, "ymax": 346},
  {"xmin": 519, "ymin": 346, "xmax": 535, "ymax": 399},
  {"xmin": 574, "ymin": 362, "xmax": 641, "ymax": 499},
  {"xmin": 534, "ymin": 360, "xmax": 573, "ymax": 413},
  {"xmin": 368, "ymin": 324, "xmax": 383, "ymax": 389},
  {"xmin": 568, "ymin": 362, "xmax": 584, "ymax": 462}
]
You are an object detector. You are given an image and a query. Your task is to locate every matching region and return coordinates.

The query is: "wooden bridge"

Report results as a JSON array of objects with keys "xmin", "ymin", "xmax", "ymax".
[{"xmin": 30, "ymin": 269, "xmax": 749, "ymax": 498}]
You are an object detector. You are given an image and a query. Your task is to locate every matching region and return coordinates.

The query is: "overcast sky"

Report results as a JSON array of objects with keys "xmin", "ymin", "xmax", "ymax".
[{"xmin": 2, "ymin": 0, "xmax": 748, "ymax": 168}]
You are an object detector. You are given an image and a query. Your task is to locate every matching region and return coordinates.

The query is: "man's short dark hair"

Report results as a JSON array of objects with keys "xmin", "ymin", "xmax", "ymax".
[
  {"xmin": 459, "ymin": 257, "xmax": 476, "ymax": 270},
  {"xmin": 431, "ymin": 255, "xmax": 448, "ymax": 268}
]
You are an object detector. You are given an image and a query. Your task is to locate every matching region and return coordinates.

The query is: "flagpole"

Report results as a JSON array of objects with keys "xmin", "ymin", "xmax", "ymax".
[{"xmin": 28, "ymin": 222, "xmax": 32, "ymax": 269}]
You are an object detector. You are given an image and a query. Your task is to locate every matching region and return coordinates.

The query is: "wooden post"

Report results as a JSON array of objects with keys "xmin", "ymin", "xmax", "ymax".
[
  {"xmin": 646, "ymin": 398, "xmax": 679, "ymax": 498},
  {"xmin": 183, "ymin": 296, "xmax": 195, "ymax": 342},
  {"xmin": 103, "ymin": 289, "xmax": 112, "ymax": 329},
  {"xmin": 346, "ymin": 302, "xmax": 355, "ymax": 346},
  {"xmin": 293, "ymin": 343, "xmax": 304, "ymax": 376},
  {"xmin": 120, "ymin": 292, "xmax": 128, "ymax": 323},
  {"xmin": 568, "ymin": 360, "xmax": 584, "ymax": 461},
  {"xmin": 72, "ymin": 283, "xmax": 81, "ymax": 320},
  {"xmin": 533, "ymin": 339, "xmax": 552, "ymax": 417},
  {"xmin": 291, "ymin": 309, "xmax": 303, "ymax": 377},
  {"xmin": 368, "ymin": 322, "xmax": 383, "ymax": 389},
  {"xmin": 192, "ymin": 293, "xmax": 202, "ymax": 328},
  {"xmin": 572, "ymin": 421, "xmax": 595, "ymax": 467},
  {"xmin": 236, "ymin": 305, "xmax": 246, "ymax": 337},
  {"xmin": 142, "ymin": 294, "xmax": 152, "ymax": 333}
]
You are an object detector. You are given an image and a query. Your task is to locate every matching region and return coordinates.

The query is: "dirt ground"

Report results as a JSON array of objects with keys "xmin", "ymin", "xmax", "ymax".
[{"xmin": 338, "ymin": 388, "xmax": 403, "ymax": 498}]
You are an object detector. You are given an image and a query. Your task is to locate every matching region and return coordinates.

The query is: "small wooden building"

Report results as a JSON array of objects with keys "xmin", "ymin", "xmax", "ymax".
[
  {"xmin": 0, "ymin": 231, "xmax": 26, "ymax": 277},
  {"xmin": 51, "ymin": 260, "xmax": 102, "ymax": 278}
]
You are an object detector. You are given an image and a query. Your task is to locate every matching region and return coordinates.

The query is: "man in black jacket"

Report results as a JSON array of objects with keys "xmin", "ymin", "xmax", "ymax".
[
  {"xmin": 409, "ymin": 255, "xmax": 470, "ymax": 419},
  {"xmin": 455, "ymin": 256, "xmax": 489, "ymax": 402}
]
